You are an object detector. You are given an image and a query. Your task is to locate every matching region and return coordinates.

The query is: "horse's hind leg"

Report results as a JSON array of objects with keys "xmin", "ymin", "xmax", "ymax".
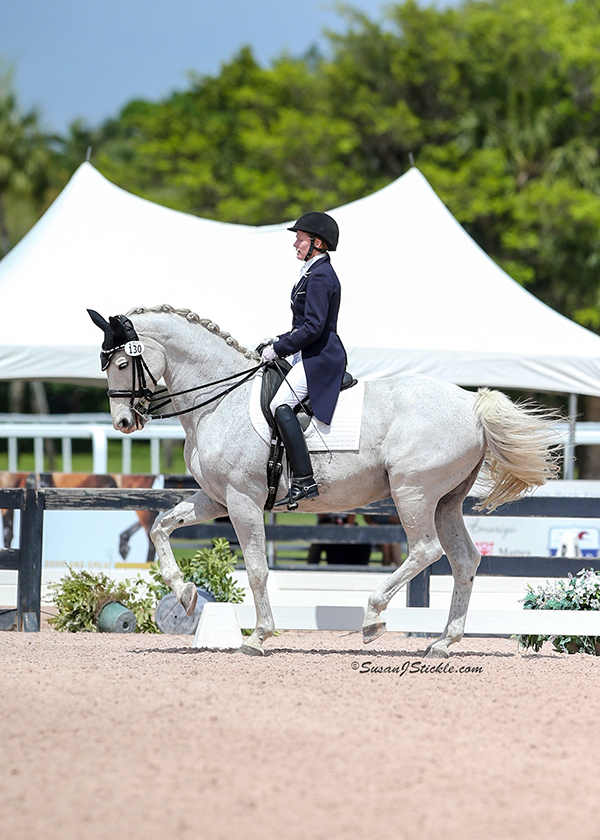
[
  {"xmin": 151, "ymin": 491, "xmax": 227, "ymax": 614},
  {"xmin": 424, "ymin": 469, "xmax": 482, "ymax": 659},
  {"xmin": 141, "ymin": 511, "xmax": 158, "ymax": 564},
  {"xmin": 363, "ymin": 487, "xmax": 443, "ymax": 643}
]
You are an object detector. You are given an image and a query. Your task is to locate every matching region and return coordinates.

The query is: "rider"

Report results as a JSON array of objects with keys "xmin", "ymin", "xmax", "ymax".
[{"xmin": 259, "ymin": 211, "xmax": 347, "ymax": 508}]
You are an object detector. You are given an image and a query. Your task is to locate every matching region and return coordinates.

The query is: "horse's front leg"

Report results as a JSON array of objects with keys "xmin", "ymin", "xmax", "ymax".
[
  {"xmin": 150, "ymin": 490, "xmax": 227, "ymax": 614},
  {"xmin": 119, "ymin": 520, "xmax": 141, "ymax": 560},
  {"xmin": 225, "ymin": 487, "xmax": 274, "ymax": 656}
]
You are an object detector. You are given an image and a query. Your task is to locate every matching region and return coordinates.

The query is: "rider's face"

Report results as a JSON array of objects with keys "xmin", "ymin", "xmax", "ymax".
[
  {"xmin": 293, "ymin": 230, "xmax": 323, "ymax": 261},
  {"xmin": 293, "ymin": 231, "xmax": 311, "ymax": 260}
]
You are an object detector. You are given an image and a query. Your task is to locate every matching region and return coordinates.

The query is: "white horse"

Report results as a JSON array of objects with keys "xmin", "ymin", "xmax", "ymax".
[{"xmin": 89, "ymin": 305, "xmax": 561, "ymax": 657}]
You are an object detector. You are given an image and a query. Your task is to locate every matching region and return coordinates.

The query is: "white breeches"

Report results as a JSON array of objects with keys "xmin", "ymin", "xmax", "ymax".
[{"xmin": 270, "ymin": 360, "xmax": 309, "ymax": 415}]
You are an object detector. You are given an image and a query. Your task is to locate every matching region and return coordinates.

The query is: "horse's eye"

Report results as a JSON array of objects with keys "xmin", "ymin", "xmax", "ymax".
[{"xmin": 116, "ymin": 358, "xmax": 129, "ymax": 370}]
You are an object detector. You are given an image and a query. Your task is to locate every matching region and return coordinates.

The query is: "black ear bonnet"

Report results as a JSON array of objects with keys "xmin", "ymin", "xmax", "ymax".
[{"xmin": 87, "ymin": 309, "xmax": 140, "ymax": 370}]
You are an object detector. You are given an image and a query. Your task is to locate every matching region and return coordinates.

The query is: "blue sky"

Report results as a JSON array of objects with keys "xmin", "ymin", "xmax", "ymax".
[{"xmin": 1, "ymin": 0, "xmax": 401, "ymax": 134}]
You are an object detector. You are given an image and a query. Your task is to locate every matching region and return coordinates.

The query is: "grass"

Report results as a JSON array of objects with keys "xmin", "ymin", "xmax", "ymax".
[{"xmin": 0, "ymin": 439, "xmax": 187, "ymax": 474}]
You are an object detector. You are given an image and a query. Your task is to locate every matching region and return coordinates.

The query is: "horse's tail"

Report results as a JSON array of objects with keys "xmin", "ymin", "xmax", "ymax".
[{"xmin": 473, "ymin": 388, "xmax": 563, "ymax": 512}]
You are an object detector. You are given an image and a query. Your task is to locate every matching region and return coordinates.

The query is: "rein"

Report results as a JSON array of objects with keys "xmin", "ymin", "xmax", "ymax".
[{"xmin": 143, "ymin": 363, "xmax": 264, "ymax": 420}]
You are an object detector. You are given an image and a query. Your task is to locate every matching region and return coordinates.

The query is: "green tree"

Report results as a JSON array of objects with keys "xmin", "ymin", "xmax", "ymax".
[
  {"xmin": 38, "ymin": 0, "xmax": 600, "ymax": 332},
  {"xmin": 322, "ymin": 0, "xmax": 600, "ymax": 326},
  {"xmin": 412, "ymin": 0, "xmax": 600, "ymax": 325},
  {"xmin": 0, "ymin": 63, "xmax": 51, "ymax": 257},
  {"xmin": 87, "ymin": 47, "xmax": 369, "ymax": 224}
]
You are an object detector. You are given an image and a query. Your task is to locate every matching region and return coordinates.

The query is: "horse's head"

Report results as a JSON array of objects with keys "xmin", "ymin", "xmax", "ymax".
[{"xmin": 88, "ymin": 309, "xmax": 165, "ymax": 433}]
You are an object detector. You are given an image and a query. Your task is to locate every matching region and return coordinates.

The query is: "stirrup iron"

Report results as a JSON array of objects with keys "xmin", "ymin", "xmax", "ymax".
[{"xmin": 274, "ymin": 475, "xmax": 319, "ymax": 510}]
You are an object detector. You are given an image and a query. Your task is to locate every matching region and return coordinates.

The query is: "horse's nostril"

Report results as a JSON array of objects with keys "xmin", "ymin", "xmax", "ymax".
[{"xmin": 118, "ymin": 417, "xmax": 131, "ymax": 430}]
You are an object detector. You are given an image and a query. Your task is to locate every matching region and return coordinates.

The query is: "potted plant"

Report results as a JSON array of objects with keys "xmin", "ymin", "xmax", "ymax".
[
  {"xmin": 516, "ymin": 568, "xmax": 600, "ymax": 655},
  {"xmin": 48, "ymin": 539, "xmax": 245, "ymax": 634},
  {"xmin": 47, "ymin": 567, "xmax": 149, "ymax": 633}
]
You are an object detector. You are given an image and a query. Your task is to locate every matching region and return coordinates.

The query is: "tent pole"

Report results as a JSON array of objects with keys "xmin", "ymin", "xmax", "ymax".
[{"xmin": 564, "ymin": 393, "xmax": 578, "ymax": 480}]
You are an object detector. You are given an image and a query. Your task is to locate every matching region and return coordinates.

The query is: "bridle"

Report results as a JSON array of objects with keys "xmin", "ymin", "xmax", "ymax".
[
  {"xmin": 103, "ymin": 315, "xmax": 263, "ymax": 422},
  {"xmin": 101, "ymin": 315, "xmax": 159, "ymax": 422}
]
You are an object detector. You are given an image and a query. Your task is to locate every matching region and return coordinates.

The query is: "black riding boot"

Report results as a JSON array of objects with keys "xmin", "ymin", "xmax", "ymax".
[{"xmin": 273, "ymin": 404, "xmax": 319, "ymax": 510}]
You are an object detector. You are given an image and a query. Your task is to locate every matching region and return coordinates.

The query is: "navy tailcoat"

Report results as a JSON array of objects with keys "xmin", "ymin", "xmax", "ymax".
[{"xmin": 273, "ymin": 254, "xmax": 346, "ymax": 425}]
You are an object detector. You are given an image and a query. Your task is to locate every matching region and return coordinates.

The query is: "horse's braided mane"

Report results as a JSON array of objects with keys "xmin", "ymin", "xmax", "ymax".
[{"xmin": 126, "ymin": 304, "xmax": 259, "ymax": 361}]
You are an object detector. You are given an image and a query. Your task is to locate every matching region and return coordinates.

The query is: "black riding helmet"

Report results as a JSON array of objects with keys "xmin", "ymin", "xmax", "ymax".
[{"xmin": 288, "ymin": 211, "xmax": 339, "ymax": 252}]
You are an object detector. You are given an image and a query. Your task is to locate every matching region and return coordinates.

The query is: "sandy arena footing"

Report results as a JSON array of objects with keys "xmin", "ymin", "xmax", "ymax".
[{"xmin": 0, "ymin": 628, "xmax": 599, "ymax": 840}]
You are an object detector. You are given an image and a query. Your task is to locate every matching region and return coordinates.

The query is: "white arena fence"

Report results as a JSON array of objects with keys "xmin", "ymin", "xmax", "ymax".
[
  {"xmin": 0, "ymin": 414, "xmax": 597, "ymax": 476},
  {"xmin": 0, "ymin": 413, "xmax": 185, "ymax": 474},
  {"xmin": 231, "ymin": 603, "xmax": 600, "ymax": 636},
  {"xmin": 2, "ymin": 414, "xmax": 600, "ymax": 639},
  {"xmin": 194, "ymin": 601, "xmax": 600, "ymax": 650},
  {"xmin": 2, "ymin": 484, "xmax": 600, "ymax": 638}
]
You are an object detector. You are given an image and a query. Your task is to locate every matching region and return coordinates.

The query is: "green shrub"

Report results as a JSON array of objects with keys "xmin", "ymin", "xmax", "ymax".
[
  {"xmin": 47, "ymin": 566, "xmax": 157, "ymax": 633},
  {"xmin": 48, "ymin": 539, "xmax": 244, "ymax": 632},
  {"xmin": 148, "ymin": 538, "xmax": 245, "ymax": 604}
]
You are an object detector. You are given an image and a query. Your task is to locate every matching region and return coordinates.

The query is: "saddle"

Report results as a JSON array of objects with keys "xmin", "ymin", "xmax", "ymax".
[{"xmin": 260, "ymin": 360, "xmax": 358, "ymax": 510}]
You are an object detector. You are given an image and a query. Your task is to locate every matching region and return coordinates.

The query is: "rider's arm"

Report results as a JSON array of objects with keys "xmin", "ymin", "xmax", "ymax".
[{"xmin": 273, "ymin": 270, "xmax": 334, "ymax": 358}]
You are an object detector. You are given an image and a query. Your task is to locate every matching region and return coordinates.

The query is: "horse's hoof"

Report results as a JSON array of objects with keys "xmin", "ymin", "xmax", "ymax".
[
  {"xmin": 424, "ymin": 643, "xmax": 450, "ymax": 659},
  {"xmin": 240, "ymin": 642, "xmax": 265, "ymax": 657},
  {"xmin": 363, "ymin": 621, "xmax": 387, "ymax": 644},
  {"xmin": 180, "ymin": 583, "xmax": 198, "ymax": 616}
]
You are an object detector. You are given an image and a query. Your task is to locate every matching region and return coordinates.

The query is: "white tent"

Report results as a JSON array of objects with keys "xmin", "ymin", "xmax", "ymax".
[{"xmin": 1, "ymin": 162, "xmax": 600, "ymax": 395}]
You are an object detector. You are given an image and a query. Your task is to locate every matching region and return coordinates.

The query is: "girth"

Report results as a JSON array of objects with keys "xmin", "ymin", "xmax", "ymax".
[{"xmin": 260, "ymin": 361, "xmax": 358, "ymax": 510}]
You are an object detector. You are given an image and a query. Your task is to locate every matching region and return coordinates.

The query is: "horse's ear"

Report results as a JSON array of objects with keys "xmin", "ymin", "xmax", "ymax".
[
  {"xmin": 87, "ymin": 309, "xmax": 111, "ymax": 333},
  {"xmin": 88, "ymin": 309, "xmax": 116, "ymax": 353},
  {"xmin": 108, "ymin": 315, "xmax": 128, "ymax": 346}
]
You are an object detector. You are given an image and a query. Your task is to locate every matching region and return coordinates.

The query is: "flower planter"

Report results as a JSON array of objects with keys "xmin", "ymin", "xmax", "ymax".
[
  {"xmin": 517, "ymin": 569, "xmax": 600, "ymax": 655},
  {"xmin": 97, "ymin": 601, "xmax": 137, "ymax": 633}
]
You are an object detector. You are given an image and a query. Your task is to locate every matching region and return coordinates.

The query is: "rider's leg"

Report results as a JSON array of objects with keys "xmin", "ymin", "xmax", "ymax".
[
  {"xmin": 269, "ymin": 359, "xmax": 309, "ymax": 413},
  {"xmin": 273, "ymin": 405, "xmax": 319, "ymax": 508},
  {"xmin": 269, "ymin": 362, "xmax": 319, "ymax": 509}
]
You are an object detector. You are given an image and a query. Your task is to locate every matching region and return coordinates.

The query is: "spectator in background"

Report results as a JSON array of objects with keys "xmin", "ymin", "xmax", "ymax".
[
  {"xmin": 363, "ymin": 513, "xmax": 405, "ymax": 566},
  {"xmin": 307, "ymin": 513, "xmax": 371, "ymax": 565}
]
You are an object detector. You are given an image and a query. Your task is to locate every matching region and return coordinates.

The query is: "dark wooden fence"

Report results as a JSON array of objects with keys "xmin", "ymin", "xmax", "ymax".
[
  {"xmin": 0, "ymin": 486, "xmax": 45, "ymax": 631},
  {"xmin": 1, "ymin": 481, "xmax": 598, "ymax": 630},
  {"xmin": 407, "ymin": 495, "xmax": 600, "ymax": 607}
]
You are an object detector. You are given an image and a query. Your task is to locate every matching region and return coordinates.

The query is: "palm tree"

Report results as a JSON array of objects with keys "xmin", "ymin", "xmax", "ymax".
[{"xmin": 0, "ymin": 63, "xmax": 50, "ymax": 256}]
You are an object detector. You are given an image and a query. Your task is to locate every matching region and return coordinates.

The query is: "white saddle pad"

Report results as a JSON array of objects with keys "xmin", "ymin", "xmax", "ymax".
[{"xmin": 249, "ymin": 370, "xmax": 365, "ymax": 452}]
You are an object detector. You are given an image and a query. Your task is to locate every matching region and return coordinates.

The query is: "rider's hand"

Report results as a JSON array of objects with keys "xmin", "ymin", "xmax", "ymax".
[
  {"xmin": 261, "ymin": 345, "xmax": 277, "ymax": 362},
  {"xmin": 255, "ymin": 337, "xmax": 277, "ymax": 355}
]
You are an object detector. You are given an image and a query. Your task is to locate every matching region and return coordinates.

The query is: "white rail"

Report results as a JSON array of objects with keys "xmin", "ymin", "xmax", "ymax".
[
  {"xmin": 0, "ymin": 416, "xmax": 597, "ymax": 476},
  {"xmin": 233, "ymin": 603, "xmax": 600, "ymax": 634},
  {"xmin": 0, "ymin": 414, "xmax": 184, "ymax": 474}
]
